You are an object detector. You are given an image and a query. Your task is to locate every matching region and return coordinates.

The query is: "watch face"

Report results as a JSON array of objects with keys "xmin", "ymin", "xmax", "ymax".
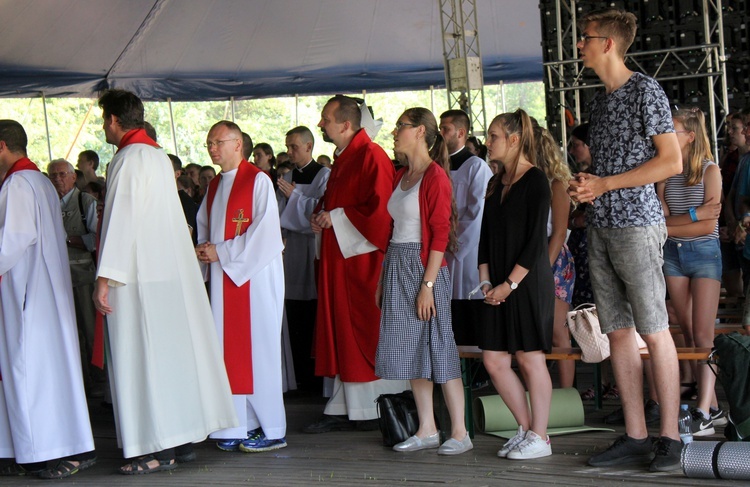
[{"xmin": 426, "ymin": 281, "xmax": 433, "ymax": 288}]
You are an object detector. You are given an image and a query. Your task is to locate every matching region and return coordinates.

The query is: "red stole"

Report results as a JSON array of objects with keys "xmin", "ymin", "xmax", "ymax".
[
  {"xmin": 91, "ymin": 128, "xmax": 160, "ymax": 369},
  {"xmin": 1, "ymin": 157, "xmax": 40, "ymax": 186},
  {"xmin": 0, "ymin": 157, "xmax": 40, "ymax": 380},
  {"xmin": 205, "ymin": 160, "xmax": 258, "ymax": 394}
]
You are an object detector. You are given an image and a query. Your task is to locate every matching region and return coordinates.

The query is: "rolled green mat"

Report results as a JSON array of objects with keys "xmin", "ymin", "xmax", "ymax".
[{"xmin": 474, "ymin": 387, "xmax": 613, "ymax": 438}]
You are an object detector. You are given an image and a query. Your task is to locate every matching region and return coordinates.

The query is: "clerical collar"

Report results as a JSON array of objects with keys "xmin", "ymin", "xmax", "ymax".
[
  {"xmin": 296, "ymin": 160, "xmax": 314, "ymax": 172},
  {"xmin": 449, "ymin": 145, "xmax": 466, "ymax": 157},
  {"xmin": 450, "ymin": 146, "xmax": 473, "ymax": 171}
]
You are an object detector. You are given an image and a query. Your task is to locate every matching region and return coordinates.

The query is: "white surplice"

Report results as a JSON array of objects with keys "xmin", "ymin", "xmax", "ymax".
[
  {"xmin": 98, "ymin": 143, "xmax": 238, "ymax": 458},
  {"xmin": 0, "ymin": 169, "xmax": 94, "ymax": 463},
  {"xmin": 197, "ymin": 169, "xmax": 287, "ymax": 440},
  {"xmin": 446, "ymin": 154, "xmax": 493, "ymax": 298}
]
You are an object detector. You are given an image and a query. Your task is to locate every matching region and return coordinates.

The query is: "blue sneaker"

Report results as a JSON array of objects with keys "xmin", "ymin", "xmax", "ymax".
[
  {"xmin": 216, "ymin": 438, "xmax": 243, "ymax": 452},
  {"xmin": 216, "ymin": 428, "xmax": 261, "ymax": 452},
  {"xmin": 238, "ymin": 430, "xmax": 287, "ymax": 453}
]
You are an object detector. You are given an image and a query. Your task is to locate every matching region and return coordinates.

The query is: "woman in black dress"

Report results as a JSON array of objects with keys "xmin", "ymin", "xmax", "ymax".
[{"xmin": 478, "ymin": 109, "xmax": 554, "ymax": 460}]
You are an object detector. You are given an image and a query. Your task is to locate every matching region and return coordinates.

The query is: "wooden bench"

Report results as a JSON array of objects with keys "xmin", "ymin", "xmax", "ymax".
[{"xmin": 457, "ymin": 345, "xmax": 712, "ymax": 438}]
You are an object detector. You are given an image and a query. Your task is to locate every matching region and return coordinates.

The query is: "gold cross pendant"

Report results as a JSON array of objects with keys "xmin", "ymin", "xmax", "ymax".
[{"xmin": 232, "ymin": 209, "xmax": 249, "ymax": 236}]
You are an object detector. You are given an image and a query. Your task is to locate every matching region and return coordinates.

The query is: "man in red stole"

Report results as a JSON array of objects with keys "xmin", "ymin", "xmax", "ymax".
[
  {"xmin": 196, "ymin": 121, "xmax": 287, "ymax": 453},
  {"xmin": 305, "ymin": 96, "xmax": 409, "ymax": 433},
  {"xmin": 94, "ymin": 90, "xmax": 237, "ymax": 474},
  {"xmin": 0, "ymin": 120, "xmax": 96, "ymax": 479}
]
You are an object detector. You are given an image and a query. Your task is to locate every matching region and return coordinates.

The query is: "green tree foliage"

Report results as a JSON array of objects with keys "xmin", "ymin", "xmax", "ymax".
[{"xmin": 0, "ymin": 82, "xmax": 545, "ymax": 173}]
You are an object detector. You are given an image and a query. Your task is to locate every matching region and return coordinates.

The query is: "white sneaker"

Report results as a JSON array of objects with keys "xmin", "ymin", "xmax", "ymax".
[
  {"xmin": 497, "ymin": 426, "xmax": 526, "ymax": 458},
  {"xmin": 506, "ymin": 430, "xmax": 551, "ymax": 460}
]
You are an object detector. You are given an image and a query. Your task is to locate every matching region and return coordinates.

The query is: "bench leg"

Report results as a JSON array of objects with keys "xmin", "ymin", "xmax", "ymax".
[
  {"xmin": 461, "ymin": 357, "xmax": 475, "ymax": 438},
  {"xmin": 593, "ymin": 362, "xmax": 602, "ymax": 410}
]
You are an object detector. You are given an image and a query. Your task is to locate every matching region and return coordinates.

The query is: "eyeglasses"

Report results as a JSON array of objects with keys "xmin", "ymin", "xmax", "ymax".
[
  {"xmin": 204, "ymin": 138, "xmax": 238, "ymax": 149},
  {"xmin": 48, "ymin": 171, "xmax": 73, "ymax": 179},
  {"xmin": 395, "ymin": 122, "xmax": 417, "ymax": 131},
  {"xmin": 579, "ymin": 35, "xmax": 608, "ymax": 43}
]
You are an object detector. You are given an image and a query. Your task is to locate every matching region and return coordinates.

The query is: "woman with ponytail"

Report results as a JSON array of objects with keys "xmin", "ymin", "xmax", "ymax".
[
  {"xmin": 375, "ymin": 107, "xmax": 471, "ymax": 456},
  {"xmin": 478, "ymin": 109, "xmax": 554, "ymax": 460}
]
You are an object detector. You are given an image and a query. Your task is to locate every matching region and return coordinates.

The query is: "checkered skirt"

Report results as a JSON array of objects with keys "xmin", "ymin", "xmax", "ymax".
[{"xmin": 375, "ymin": 242, "xmax": 461, "ymax": 384}]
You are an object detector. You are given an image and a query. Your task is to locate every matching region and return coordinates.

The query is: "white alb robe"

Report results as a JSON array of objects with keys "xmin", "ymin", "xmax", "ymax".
[
  {"xmin": 98, "ymin": 143, "xmax": 238, "ymax": 458},
  {"xmin": 197, "ymin": 169, "xmax": 287, "ymax": 440},
  {"xmin": 0, "ymin": 169, "xmax": 94, "ymax": 463},
  {"xmin": 446, "ymin": 154, "xmax": 492, "ymax": 298}
]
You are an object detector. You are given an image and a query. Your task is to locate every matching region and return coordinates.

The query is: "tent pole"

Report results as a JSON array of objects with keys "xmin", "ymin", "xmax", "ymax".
[
  {"xmin": 42, "ymin": 93, "xmax": 52, "ymax": 162},
  {"xmin": 168, "ymin": 98, "xmax": 178, "ymax": 155},
  {"xmin": 230, "ymin": 96, "xmax": 236, "ymax": 122},
  {"xmin": 430, "ymin": 86, "xmax": 435, "ymax": 113},
  {"xmin": 66, "ymin": 100, "xmax": 95, "ymax": 160}
]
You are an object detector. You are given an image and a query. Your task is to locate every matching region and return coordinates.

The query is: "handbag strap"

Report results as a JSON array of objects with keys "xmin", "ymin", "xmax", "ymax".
[{"xmin": 572, "ymin": 303, "xmax": 596, "ymax": 311}]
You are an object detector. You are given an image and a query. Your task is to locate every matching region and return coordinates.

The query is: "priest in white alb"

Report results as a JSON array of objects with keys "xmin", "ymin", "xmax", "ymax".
[
  {"xmin": 93, "ymin": 90, "xmax": 238, "ymax": 475},
  {"xmin": 0, "ymin": 120, "xmax": 96, "ymax": 480},
  {"xmin": 197, "ymin": 120, "xmax": 287, "ymax": 453}
]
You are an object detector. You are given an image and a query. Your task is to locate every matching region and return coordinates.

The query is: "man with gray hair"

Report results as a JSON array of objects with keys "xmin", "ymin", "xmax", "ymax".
[{"xmin": 47, "ymin": 158, "xmax": 102, "ymax": 397}]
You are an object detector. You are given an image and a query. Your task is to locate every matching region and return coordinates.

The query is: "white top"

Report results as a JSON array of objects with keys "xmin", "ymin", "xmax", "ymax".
[{"xmin": 388, "ymin": 178, "xmax": 421, "ymax": 243}]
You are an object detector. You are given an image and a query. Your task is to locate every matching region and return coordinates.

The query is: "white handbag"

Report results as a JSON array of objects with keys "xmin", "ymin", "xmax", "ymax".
[{"xmin": 566, "ymin": 304, "xmax": 647, "ymax": 363}]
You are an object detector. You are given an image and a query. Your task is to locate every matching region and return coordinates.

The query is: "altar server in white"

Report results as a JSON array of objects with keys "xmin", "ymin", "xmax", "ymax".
[
  {"xmin": 439, "ymin": 110, "xmax": 493, "ymax": 345},
  {"xmin": 0, "ymin": 119, "xmax": 96, "ymax": 480},
  {"xmin": 276, "ymin": 126, "xmax": 330, "ymax": 392},
  {"xmin": 197, "ymin": 120, "xmax": 287, "ymax": 453},
  {"xmin": 94, "ymin": 90, "xmax": 237, "ymax": 475}
]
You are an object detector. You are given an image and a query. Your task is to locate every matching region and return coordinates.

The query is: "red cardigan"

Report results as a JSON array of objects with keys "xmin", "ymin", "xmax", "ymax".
[{"xmin": 393, "ymin": 162, "xmax": 452, "ymax": 267}]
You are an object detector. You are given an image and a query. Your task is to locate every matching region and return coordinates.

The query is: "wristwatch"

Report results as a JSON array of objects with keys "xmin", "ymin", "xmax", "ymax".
[
  {"xmin": 421, "ymin": 280, "xmax": 434, "ymax": 289},
  {"xmin": 505, "ymin": 278, "xmax": 518, "ymax": 290}
]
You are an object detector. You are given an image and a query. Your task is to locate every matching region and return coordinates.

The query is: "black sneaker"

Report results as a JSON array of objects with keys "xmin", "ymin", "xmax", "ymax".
[
  {"xmin": 588, "ymin": 434, "xmax": 655, "ymax": 467},
  {"xmin": 649, "ymin": 436, "xmax": 681, "ymax": 472},
  {"xmin": 603, "ymin": 400, "xmax": 660, "ymax": 425},
  {"xmin": 710, "ymin": 406, "xmax": 728, "ymax": 427},
  {"xmin": 644, "ymin": 399, "xmax": 661, "ymax": 425},
  {"xmin": 603, "ymin": 407, "xmax": 624, "ymax": 425},
  {"xmin": 689, "ymin": 408, "xmax": 715, "ymax": 436}
]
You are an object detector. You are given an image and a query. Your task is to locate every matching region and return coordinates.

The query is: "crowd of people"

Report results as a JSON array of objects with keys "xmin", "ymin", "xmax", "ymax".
[{"xmin": 0, "ymin": 6, "xmax": 747, "ymax": 480}]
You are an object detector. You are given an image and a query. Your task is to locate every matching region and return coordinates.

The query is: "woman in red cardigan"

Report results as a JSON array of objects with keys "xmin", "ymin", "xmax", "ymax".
[{"xmin": 375, "ymin": 107, "xmax": 471, "ymax": 455}]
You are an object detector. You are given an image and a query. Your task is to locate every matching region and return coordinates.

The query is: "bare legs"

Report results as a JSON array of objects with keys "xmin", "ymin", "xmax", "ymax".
[
  {"xmin": 483, "ymin": 350, "xmax": 552, "ymax": 437},
  {"xmin": 609, "ymin": 327, "xmax": 680, "ymax": 440},
  {"xmin": 552, "ymin": 297, "xmax": 575, "ymax": 388},
  {"xmin": 411, "ymin": 378, "xmax": 466, "ymax": 441}
]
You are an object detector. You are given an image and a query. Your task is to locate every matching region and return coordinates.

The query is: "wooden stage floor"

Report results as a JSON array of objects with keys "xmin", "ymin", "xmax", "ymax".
[{"xmin": 0, "ymin": 381, "xmax": 733, "ymax": 487}]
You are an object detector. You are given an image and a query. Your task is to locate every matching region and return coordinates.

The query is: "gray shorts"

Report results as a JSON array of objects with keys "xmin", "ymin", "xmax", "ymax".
[{"xmin": 588, "ymin": 224, "xmax": 668, "ymax": 335}]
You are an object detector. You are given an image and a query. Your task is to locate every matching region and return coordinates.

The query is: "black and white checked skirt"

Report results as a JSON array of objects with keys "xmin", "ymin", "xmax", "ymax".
[{"xmin": 375, "ymin": 242, "xmax": 461, "ymax": 384}]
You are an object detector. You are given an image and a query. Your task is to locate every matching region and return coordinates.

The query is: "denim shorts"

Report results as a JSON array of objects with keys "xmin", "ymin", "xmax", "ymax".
[
  {"xmin": 662, "ymin": 238, "xmax": 722, "ymax": 282},
  {"xmin": 588, "ymin": 224, "xmax": 668, "ymax": 335}
]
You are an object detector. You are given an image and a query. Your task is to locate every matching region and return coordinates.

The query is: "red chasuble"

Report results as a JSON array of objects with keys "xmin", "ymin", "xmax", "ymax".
[
  {"xmin": 0, "ymin": 157, "xmax": 40, "ymax": 380},
  {"xmin": 205, "ymin": 160, "xmax": 259, "ymax": 394},
  {"xmin": 313, "ymin": 129, "xmax": 395, "ymax": 382},
  {"xmin": 91, "ymin": 129, "xmax": 160, "ymax": 369}
]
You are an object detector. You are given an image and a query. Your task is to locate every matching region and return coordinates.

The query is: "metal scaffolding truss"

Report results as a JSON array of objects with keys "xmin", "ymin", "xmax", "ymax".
[
  {"xmin": 439, "ymin": 0, "xmax": 487, "ymax": 136},
  {"xmin": 543, "ymin": 0, "xmax": 729, "ymax": 156}
]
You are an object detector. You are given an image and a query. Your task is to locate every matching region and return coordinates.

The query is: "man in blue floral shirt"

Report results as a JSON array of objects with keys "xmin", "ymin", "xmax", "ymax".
[{"xmin": 568, "ymin": 9, "xmax": 683, "ymax": 472}]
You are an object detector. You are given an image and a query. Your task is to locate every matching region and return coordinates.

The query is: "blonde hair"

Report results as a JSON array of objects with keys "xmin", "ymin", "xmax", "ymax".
[
  {"xmin": 673, "ymin": 107, "xmax": 714, "ymax": 186},
  {"xmin": 532, "ymin": 122, "xmax": 572, "ymax": 185},
  {"xmin": 486, "ymin": 109, "xmax": 535, "ymax": 198}
]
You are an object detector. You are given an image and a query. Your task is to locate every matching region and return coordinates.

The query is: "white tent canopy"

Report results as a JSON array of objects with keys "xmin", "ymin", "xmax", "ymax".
[{"xmin": 0, "ymin": 0, "xmax": 542, "ymax": 100}]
